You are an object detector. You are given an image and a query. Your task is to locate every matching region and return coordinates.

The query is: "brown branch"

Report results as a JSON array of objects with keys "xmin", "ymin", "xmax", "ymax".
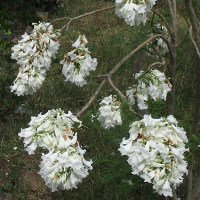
[
  {"xmin": 76, "ymin": 79, "xmax": 107, "ymax": 117},
  {"xmin": 185, "ymin": 0, "xmax": 200, "ymax": 51},
  {"xmin": 76, "ymin": 34, "xmax": 172, "ymax": 116},
  {"xmin": 150, "ymin": 42, "xmax": 170, "ymax": 78},
  {"xmin": 167, "ymin": 0, "xmax": 174, "ymax": 24},
  {"xmin": 172, "ymin": 0, "xmax": 177, "ymax": 40},
  {"xmin": 189, "ymin": 27, "xmax": 200, "ymax": 57},
  {"xmin": 184, "ymin": 2, "xmax": 200, "ymax": 199},
  {"xmin": 187, "ymin": 161, "xmax": 194, "ymax": 200},
  {"xmin": 186, "ymin": 58, "xmax": 200, "ymax": 200},
  {"xmin": 61, "ymin": 19, "xmax": 73, "ymax": 32},
  {"xmin": 148, "ymin": 60, "xmax": 166, "ymax": 71},
  {"xmin": 57, "ymin": 6, "xmax": 115, "ymax": 31},
  {"xmin": 152, "ymin": 9, "xmax": 174, "ymax": 39},
  {"xmin": 108, "ymin": 34, "xmax": 172, "ymax": 77},
  {"xmin": 107, "ymin": 77, "xmax": 126, "ymax": 98},
  {"xmin": 166, "ymin": 0, "xmax": 177, "ymax": 116},
  {"xmin": 150, "ymin": 46, "xmax": 169, "ymax": 74},
  {"xmin": 52, "ymin": 16, "xmax": 71, "ymax": 22},
  {"xmin": 92, "ymin": 74, "xmax": 108, "ymax": 78},
  {"xmin": 191, "ymin": 175, "xmax": 200, "ymax": 200}
]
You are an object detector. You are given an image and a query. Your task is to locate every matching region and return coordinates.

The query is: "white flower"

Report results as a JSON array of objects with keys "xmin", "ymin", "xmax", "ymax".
[
  {"xmin": 147, "ymin": 23, "xmax": 170, "ymax": 55},
  {"xmin": 126, "ymin": 69, "xmax": 172, "ymax": 110},
  {"xmin": 167, "ymin": 115, "xmax": 178, "ymax": 125},
  {"xmin": 97, "ymin": 95, "xmax": 122, "ymax": 129},
  {"xmin": 72, "ymin": 35, "xmax": 88, "ymax": 48},
  {"xmin": 119, "ymin": 115, "xmax": 188, "ymax": 197},
  {"xmin": 61, "ymin": 35, "xmax": 97, "ymax": 87},
  {"xmin": 115, "ymin": 0, "xmax": 157, "ymax": 26},
  {"xmin": 39, "ymin": 144, "xmax": 93, "ymax": 191},
  {"xmin": 19, "ymin": 108, "xmax": 93, "ymax": 191},
  {"xmin": 18, "ymin": 109, "xmax": 82, "ymax": 154},
  {"xmin": 11, "ymin": 22, "xmax": 60, "ymax": 96}
]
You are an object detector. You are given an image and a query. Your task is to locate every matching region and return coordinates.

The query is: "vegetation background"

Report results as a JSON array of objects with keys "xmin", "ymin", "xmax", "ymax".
[{"xmin": 0, "ymin": 0, "xmax": 200, "ymax": 199}]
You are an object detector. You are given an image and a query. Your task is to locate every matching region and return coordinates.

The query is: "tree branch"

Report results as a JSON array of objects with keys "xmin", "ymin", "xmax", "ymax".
[
  {"xmin": 189, "ymin": 27, "xmax": 200, "ymax": 57},
  {"xmin": 185, "ymin": 0, "xmax": 200, "ymax": 51},
  {"xmin": 61, "ymin": 19, "xmax": 73, "ymax": 32},
  {"xmin": 166, "ymin": 0, "xmax": 177, "ymax": 116},
  {"xmin": 187, "ymin": 161, "xmax": 194, "ymax": 200},
  {"xmin": 184, "ymin": 2, "xmax": 200, "ymax": 199},
  {"xmin": 152, "ymin": 9, "xmax": 174, "ymax": 39},
  {"xmin": 172, "ymin": 0, "xmax": 178, "ymax": 40},
  {"xmin": 55, "ymin": 6, "xmax": 115, "ymax": 31},
  {"xmin": 108, "ymin": 34, "xmax": 172, "ymax": 77},
  {"xmin": 107, "ymin": 76, "xmax": 126, "ymax": 98},
  {"xmin": 76, "ymin": 79, "xmax": 107, "ymax": 117},
  {"xmin": 191, "ymin": 175, "xmax": 200, "ymax": 200},
  {"xmin": 77, "ymin": 34, "xmax": 172, "ymax": 116}
]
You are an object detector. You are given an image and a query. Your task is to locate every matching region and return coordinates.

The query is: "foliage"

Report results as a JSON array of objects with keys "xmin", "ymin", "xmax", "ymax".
[{"xmin": 0, "ymin": 0, "xmax": 200, "ymax": 199}]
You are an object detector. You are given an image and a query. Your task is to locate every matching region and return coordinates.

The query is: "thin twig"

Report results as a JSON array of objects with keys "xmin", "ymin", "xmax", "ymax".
[
  {"xmin": 108, "ymin": 34, "xmax": 172, "ymax": 77},
  {"xmin": 107, "ymin": 76, "xmax": 126, "ymax": 98},
  {"xmin": 152, "ymin": 9, "xmax": 173, "ymax": 39},
  {"xmin": 150, "ymin": 46, "xmax": 169, "ymax": 74},
  {"xmin": 148, "ymin": 61, "xmax": 166, "ymax": 70},
  {"xmin": 57, "ymin": 6, "xmax": 115, "ymax": 32},
  {"xmin": 76, "ymin": 79, "xmax": 107, "ymax": 117},
  {"xmin": 52, "ymin": 16, "xmax": 71, "ymax": 22},
  {"xmin": 61, "ymin": 19, "xmax": 73, "ymax": 31},
  {"xmin": 189, "ymin": 26, "xmax": 200, "ymax": 58},
  {"xmin": 92, "ymin": 74, "xmax": 108, "ymax": 78},
  {"xmin": 77, "ymin": 34, "xmax": 171, "ymax": 116}
]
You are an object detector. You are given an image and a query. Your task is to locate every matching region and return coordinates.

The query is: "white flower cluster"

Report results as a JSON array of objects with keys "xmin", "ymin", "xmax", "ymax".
[
  {"xmin": 97, "ymin": 95, "xmax": 122, "ymax": 129},
  {"xmin": 115, "ymin": 0, "xmax": 157, "ymax": 26},
  {"xmin": 119, "ymin": 115, "xmax": 188, "ymax": 197},
  {"xmin": 126, "ymin": 69, "xmax": 172, "ymax": 110},
  {"xmin": 61, "ymin": 35, "xmax": 98, "ymax": 87},
  {"xmin": 18, "ymin": 109, "xmax": 92, "ymax": 192},
  {"xmin": 147, "ymin": 23, "xmax": 170, "ymax": 55},
  {"xmin": 11, "ymin": 22, "xmax": 60, "ymax": 96}
]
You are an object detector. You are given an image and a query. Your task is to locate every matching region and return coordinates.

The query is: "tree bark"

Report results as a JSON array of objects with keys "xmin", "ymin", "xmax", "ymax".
[
  {"xmin": 184, "ymin": 1, "xmax": 200, "ymax": 199},
  {"xmin": 167, "ymin": 0, "xmax": 177, "ymax": 115}
]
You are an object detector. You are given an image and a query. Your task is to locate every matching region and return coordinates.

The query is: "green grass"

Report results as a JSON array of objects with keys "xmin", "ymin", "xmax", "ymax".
[{"xmin": 0, "ymin": 0, "xmax": 200, "ymax": 199}]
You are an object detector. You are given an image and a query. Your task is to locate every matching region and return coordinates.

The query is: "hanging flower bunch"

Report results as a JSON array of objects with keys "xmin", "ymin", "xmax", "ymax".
[
  {"xmin": 119, "ymin": 115, "xmax": 188, "ymax": 197},
  {"xmin": 115, "ymin": 0, "xmax": 157, "ymax": 26},
  {"xmin": 97, "ymin": 95, "xmax": 122, "ymax": 129},
  {"xmin": 18, "ymin": 108, "xmax": 93, "ymax": 191},
  {"xmin": 61, "ymin": 35, "xmax": 98, "ymax": 87},
  {"xmin": 147, "ymin": 23, "xmax": 170, "ymax": 55},
  {"xmin": 11, "ymin": 22, "xmax": 60, "ymax": 96},
  {"xmin": 126, "ymin": 69, "xmax": 172, "ymax": 110}
]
